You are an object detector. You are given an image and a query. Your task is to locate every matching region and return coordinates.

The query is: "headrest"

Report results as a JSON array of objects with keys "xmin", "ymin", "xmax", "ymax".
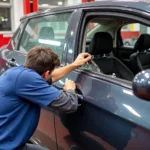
[
  {"xmin": 88, "ymin": 32, "xmax": 113, "ymax": 55},
  {"xmin": 134, "ymin": 34, "xmax": 150, "ymax": 52},
  {"xmin": 39, "ymin": 27, "xmax": 54, "ymax": 40}
]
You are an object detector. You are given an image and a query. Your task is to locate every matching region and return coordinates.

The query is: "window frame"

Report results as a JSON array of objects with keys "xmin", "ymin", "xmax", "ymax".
[{"xmin": 75, "ymin": 8, "xmax": 150, "ymax": 89}]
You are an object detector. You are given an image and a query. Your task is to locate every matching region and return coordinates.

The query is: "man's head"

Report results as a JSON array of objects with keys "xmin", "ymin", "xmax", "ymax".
[{"xmin": 24, "ymin": 46, "xmax": 60, "ymax": 75}]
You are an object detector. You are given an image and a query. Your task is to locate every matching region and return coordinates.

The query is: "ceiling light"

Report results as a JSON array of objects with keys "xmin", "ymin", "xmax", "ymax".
[
  {"xmin": 41, "ymin": 4, "xmax": 49, "ymax": 7},
  {"xmin": 3, "ymin": 0, "xmax": 7, "ymax": 1},
  {"xmin": 58, "ymin": 1, "xmax": 63, "ymax": 5},
  {"xmin": 38, "ymin": 39, "xmax": 61, "ymax": 47}
]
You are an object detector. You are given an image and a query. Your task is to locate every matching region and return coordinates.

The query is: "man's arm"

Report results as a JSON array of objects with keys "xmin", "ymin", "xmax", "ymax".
[
  {"xmin": 16, "ymin": 71, "xmax": 78, "ymax": 113},
  {"xmin": 49, "ymin": 90, "xmax": 78, "ymax": 113},
  {"xmin": 45, "ymin": 53, "xmax": 91, "ymax": 83},
  {"xmin": 51, "ymin": 64, "xmax": 77, "ymax": 83},
  {"xmin": 48, "ymin": 79, "xmax": 79, "ymax": 113}
]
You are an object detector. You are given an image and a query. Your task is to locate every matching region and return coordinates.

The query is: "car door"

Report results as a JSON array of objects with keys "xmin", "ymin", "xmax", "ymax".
[{"xmin": 54, "ymin": 7, "xmax": 150, "ymax": 150}]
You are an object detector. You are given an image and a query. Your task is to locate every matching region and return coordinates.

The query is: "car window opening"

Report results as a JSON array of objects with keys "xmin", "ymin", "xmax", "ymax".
[{"xmin": 82, "ymin": 17, "xmax": 150, "ymax": 82}]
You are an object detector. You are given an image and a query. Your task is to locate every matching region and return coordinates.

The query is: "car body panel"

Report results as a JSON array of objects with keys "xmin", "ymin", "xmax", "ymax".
[{"xmin": 54, "ymin": 69, "xmax": 150, "ymax": 150}]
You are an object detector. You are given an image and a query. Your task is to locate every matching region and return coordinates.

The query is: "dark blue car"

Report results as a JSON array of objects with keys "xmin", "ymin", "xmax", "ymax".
[{"xmin": 1, "ymin": 0, "xmax": 150, "ymax": 149}]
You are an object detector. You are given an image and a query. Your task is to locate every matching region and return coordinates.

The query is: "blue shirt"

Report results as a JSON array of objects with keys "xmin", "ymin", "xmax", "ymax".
[{"xmin": 0, "ymin": 66, "xmax": 61, "ymax": 150}]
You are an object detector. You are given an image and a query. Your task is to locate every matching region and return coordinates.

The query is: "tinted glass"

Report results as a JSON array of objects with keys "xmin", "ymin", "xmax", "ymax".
[
  {"xmin": 19, "ymin": 12, "xmax": 72, "ymax": 60},
  {"xmin": 10, "ymin": 25, "xmax": 23, "ymax": 50}
]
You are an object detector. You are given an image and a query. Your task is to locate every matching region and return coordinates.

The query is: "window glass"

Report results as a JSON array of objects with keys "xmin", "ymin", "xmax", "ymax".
[
  {"xmin": 19, "ymin": 12, "xmax": 72, "ymax": 60},
  {"xmin": 10, "ymin": 24, "xmax": 23, "ymax": 50},
  {"xmin": 0, "ymin": 8, "xmax": 11, "ymax": 31},
  {"xmin": 121, "ymin": 23, "xmax": 150, "ymax": 47}
]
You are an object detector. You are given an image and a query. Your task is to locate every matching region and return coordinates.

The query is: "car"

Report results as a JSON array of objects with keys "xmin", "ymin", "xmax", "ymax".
[
  {"xmin": 123, "ymin": 37, "xmax": 138, "ymax": 47},
  {"xmin": 1, "ymin": 0, "xmax": 150, "ymax": 149}
]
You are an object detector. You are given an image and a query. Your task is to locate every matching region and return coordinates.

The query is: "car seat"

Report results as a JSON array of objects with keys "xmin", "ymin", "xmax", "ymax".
[
  {"xmin": 39, "ymin": 27, "xmax": 55, "ymax": 40},
  {"xmin": 88, "ymin": 32, "xmax": 134, "ymax": 81},
  {"xmin": 130, "ymin": 34, "xmax": 150, "ymax": 74}
]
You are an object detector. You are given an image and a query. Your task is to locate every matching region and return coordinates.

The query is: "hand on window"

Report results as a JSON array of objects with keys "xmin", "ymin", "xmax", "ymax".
[{"xmin": 72, "ymin": 53, "xmax": 92, "ymax": 68}]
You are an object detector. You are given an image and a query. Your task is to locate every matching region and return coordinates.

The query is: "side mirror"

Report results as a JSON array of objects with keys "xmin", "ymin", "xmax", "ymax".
[{"xmin": 132, "ymin": 70, "xmax": 150, "ymax": 101}]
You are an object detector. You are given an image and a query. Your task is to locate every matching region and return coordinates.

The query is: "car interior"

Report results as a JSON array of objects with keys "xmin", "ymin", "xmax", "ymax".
[{"xmin": 82, "ymin": 18, "xmax": 150, "ymax": 82}]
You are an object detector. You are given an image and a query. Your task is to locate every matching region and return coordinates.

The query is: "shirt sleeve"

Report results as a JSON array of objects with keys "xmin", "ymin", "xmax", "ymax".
[
  {"xmin": 15, "ymin": 70, "xmax": 61, "ymax": 107},
  {"xmin": 49, "ymin": 90, "xmax": 79, "ymax": 113}
]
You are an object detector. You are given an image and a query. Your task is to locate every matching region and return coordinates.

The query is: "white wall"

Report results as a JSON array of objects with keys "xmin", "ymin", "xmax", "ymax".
[
  {"xmin": 134, "ymin": 23, "xmax": 140, "ymax": 31},
  {"xmin": 12, "ymin": 0, "xmax": 24, "ymax": 31}
]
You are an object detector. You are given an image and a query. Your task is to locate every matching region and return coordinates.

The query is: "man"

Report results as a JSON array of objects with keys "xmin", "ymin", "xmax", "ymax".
[{"xmin": 0, "ymin": 46, "xmax": 91, "ymax": 150}]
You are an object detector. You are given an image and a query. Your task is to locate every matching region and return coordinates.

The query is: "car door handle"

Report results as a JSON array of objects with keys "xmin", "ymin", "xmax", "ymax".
[{"xmin": 6, "ymin": 58, "xmax": 18, "ymax": 67}]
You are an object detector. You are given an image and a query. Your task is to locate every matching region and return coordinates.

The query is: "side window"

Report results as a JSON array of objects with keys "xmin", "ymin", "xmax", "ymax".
[
  {"xmin": 121, "ymin": 23, "xmax": 150, "ymax": 47},
  {"xmin": 81, "ymin": 17, "xmax": 141, "ymax": 82},
  {"xmin": 19, "ymin": 12, "xmax": 72, "ymax": 60}
]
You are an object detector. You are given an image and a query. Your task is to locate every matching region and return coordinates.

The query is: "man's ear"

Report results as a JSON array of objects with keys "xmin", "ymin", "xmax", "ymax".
[
  {"xmin": 42, "ymin": 71, "xmax": 49, "ymax": 79},
  {"xmin": 45, "ymin": 71, "xmax": 50, "ymax": 78},
  {"xmin": 42, "ymin": 73, "xmax": 46, "ymax": 78}
]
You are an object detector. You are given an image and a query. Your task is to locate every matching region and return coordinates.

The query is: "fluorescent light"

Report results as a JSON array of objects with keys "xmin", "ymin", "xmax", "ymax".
[
  {"xmin": 3, "ymin": 0, "xmax": 7, "ymax": 1},
  {"xmin": 41, "ymin": 4, "xmax": 49, "ymax": 7},
  {"xmin": 68, "ymin": 49, "xmax": 73, "ymax": 54},
  {"xmin": 58, "ymin": 1, "xmax": 63, "ymax": 5},
  {"xmin": 38, "ymin": 39, "xmax": 61, "ymax": 46}
]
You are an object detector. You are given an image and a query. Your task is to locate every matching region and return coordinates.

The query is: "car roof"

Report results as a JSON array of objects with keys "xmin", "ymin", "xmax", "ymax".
[{"xmin": 21, "ymin": 0, "xmax": 150, "ymax": 20}]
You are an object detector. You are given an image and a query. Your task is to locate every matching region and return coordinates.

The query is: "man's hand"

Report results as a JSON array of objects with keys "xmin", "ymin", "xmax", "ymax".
[
  {"xmin": 63, "ymin": 79, "xmax": 76, "ymax": 91},
  {"xmin": 72, "ymin": 53, "xmax": 91, "ymax": 68}
]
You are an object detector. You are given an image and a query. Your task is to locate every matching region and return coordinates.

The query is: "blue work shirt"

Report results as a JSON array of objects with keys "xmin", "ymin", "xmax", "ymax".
[{"xmin": 0, "ymin": 66, "xmax": 61, "ymax": 150}]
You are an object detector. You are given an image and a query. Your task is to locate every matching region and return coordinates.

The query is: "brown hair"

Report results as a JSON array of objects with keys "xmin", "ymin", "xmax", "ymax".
[{"xmin": 24, "ymin": 46, "xmax": 60, "ymax": 74}]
